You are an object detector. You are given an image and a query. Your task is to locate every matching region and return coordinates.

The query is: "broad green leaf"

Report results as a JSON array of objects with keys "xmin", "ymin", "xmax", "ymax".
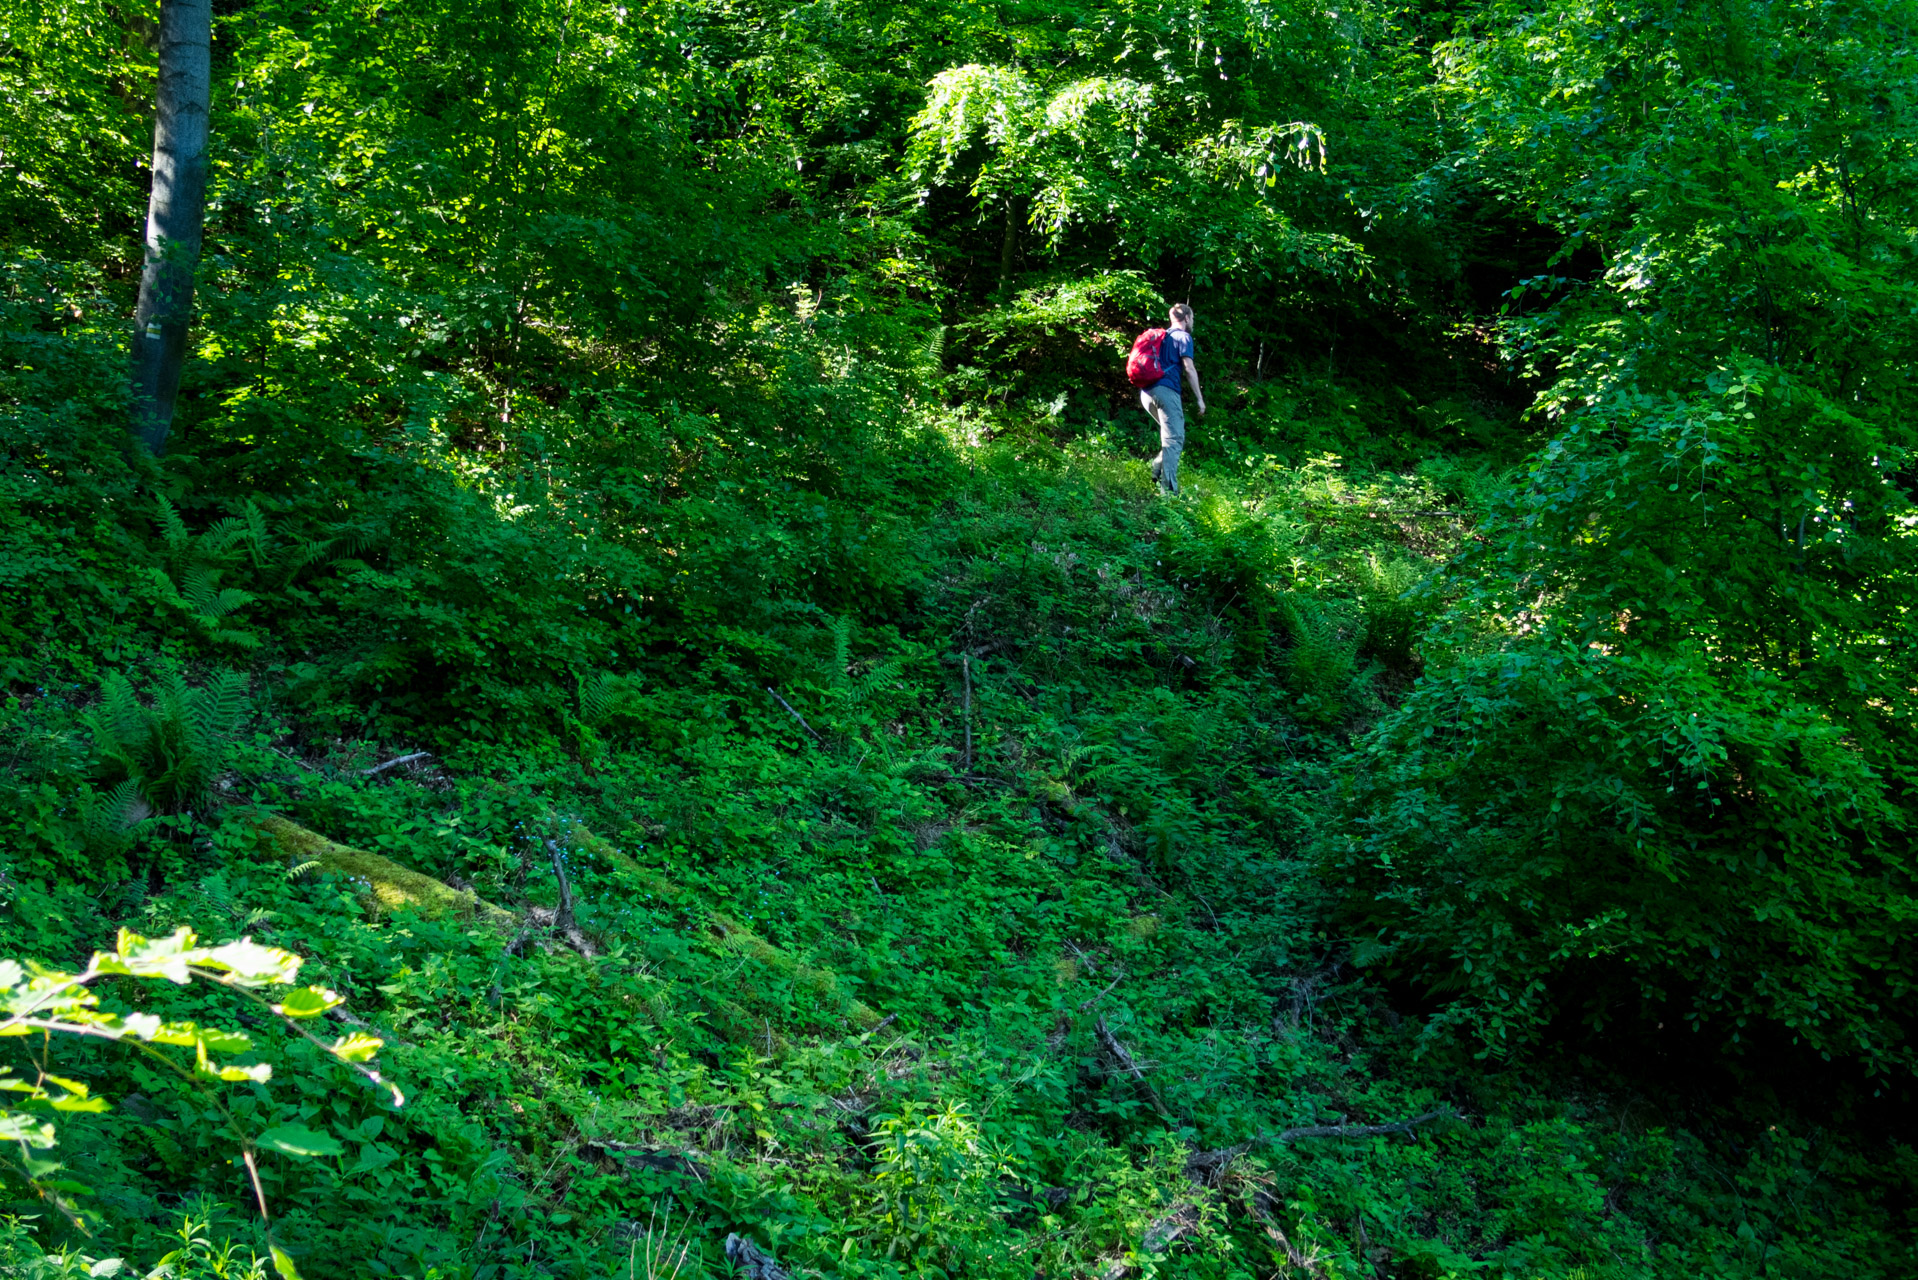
[
  {"xmin": 276, "ymin": 985, "xmax": 344, "ymax": 1018},
  {"xmin": 328, "ymin": 1031, "xmax": 384, "ymax": 1062},
  {"xmin": 0, "ymin": 1112, "xmax": 57, "ymax": 1147},
  {"xmin": 204, "ymin": 938, "xmax": 303, "ymax": 986},
  {"xmin": 258, "ymin": 1123, "xmax": 345, "ymax": 1158},
  {"xmin": 209, "ymin": 1062, "xmax": 273, "ymax": 1083}
]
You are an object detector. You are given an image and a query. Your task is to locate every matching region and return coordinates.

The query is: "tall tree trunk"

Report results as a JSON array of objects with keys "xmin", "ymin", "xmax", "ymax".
[
  {"xmin": 130, "ymin": 0, "xmax": 212, "ymax": 456},
  {"xmin": 996, "ymin": 199, "xmax": 1018, "ymax": 298}
]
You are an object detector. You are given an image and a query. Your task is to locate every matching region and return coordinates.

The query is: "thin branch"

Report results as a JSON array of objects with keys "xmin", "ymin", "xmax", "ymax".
[
  {"xmin": 766, "ymin": 687, "xmax": 824, "ymax": 745},
  {"xmin": 1094, "ymin": 1015, "xmax": 1171, "ymax": 1120},
  {"xmin": 1274, "ymin": 1109, "xmax": 1454, "ymax": 1143},
  {"xmin": 187, "ymin": 966, "xmax": 405, "ymax": 1106},
  {"xmin": 545, "ymin": 839, "xmax": 598, "ymax": 957},
  {"xmin": 362, "ymin": 751, "xmax": 432, "ymax": 776},
  {"xmin": 1076, "ymin": 973, "xmax": 1123, "ymax": 1013},
  {"xmin": 241, "ymin": 1146, "xmax": 271, "ymax": 1222}
]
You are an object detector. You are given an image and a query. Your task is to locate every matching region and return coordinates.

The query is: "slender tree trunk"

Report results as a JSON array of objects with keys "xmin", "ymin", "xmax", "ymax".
[
  {"xmin": 130, "ymin": 0, "xmax": 212, "ymax": 456},
  {"xmin": 996, "ymin": 199, "xmax": 1018, "ymax": 298}
]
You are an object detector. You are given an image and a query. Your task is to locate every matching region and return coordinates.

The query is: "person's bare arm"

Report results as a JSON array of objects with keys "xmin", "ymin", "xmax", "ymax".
[{"xmin": 1183, "ymin": 358, "xmax": 1205, "ymax": 417}]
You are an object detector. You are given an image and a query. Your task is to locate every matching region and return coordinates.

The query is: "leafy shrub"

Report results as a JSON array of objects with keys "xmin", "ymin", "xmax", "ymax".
[
  {"xmin": 1354, "ymin": 552, "xmax": 1430, "ymax": 670},
  {"xmin": 1277, "ymin": 594, "xmax": 1363, "ymax": 722},
  {"xmin": 1334, "ymin": 637, "xmax": 1918, "ymax": 1070}
]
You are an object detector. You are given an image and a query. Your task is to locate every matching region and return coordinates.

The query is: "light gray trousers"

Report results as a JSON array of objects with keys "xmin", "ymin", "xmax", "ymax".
[{"xmin": 1140, "ymin": 385, "xmax": 1186, "ymax": 493}]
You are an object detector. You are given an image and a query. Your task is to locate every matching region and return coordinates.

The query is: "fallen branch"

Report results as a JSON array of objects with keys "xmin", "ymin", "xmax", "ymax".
[
  {"xmin": 255, "ymin": 814, "xmax": 514, "ymax": 929},
  {"xmin": 1275, "ymin": 1109, "xmax": 1453, "ymax": 1143},
  {"xmin": 1094, "ymin": 1015, "xmax": 1172, "ymax": 1120},
  {"xmin": 585, "ymin": 1139, "xmax": 706, "ymax": 1182},
  {"xmin": 362, "ymin": 751, "xmax": 432, "ymax": 777},
  {"xmin": 766, "ymin": 687, "xmax": 824, "ymax": 746},
  {"xmin": 545, "ymin": 838, "xmax": 598, "ymax": 957},
  {"xmin": 1077, "ymin": 973, "xmax": 1123, "ymax": 1013}
]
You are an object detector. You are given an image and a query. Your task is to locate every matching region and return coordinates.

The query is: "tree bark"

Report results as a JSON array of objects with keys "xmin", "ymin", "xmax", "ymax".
[
  {"xmin": 996, "ymin": 198, "xmax": 1018, "ymax": 297},
  {"xmin": 130, "ymin": 0, "xmax": 212, "ymax": 456}
]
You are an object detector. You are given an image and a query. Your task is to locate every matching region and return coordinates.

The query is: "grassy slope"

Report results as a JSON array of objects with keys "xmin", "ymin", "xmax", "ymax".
[{"xmin": 0, "ymin": 421, "xmax": 1909, "ymax": 1279}]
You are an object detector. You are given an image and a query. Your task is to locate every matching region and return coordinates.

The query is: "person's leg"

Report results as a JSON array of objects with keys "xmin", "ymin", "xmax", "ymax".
[
  {"xmin": 1151, "ymin": 387, "xmax": 1186, "ymax": 493},
  {"xmin": 1140, "ymin": 388, "xmax": 1170, "ymax": 484}
]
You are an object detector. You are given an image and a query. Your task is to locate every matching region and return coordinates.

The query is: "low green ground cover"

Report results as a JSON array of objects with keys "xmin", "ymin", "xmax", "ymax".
[{"xmin": 1, "ymin": 405, "xmax": 1907, "ymax": 1279}]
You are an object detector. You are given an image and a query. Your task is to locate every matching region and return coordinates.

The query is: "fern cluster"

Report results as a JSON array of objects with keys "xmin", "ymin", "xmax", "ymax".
[
  {"xmin": 146, "ymin": 496, "xmax": 335, "ymax": 651},
  {"xmin": 86, "ymin": 663, "xmax": 247, "ymax": 814}
]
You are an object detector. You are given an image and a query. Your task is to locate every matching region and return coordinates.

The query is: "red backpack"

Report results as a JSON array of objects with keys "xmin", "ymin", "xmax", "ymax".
[{"xmin": 1126, "ymin": 327, "xmax": 1171, "ymax": 388}]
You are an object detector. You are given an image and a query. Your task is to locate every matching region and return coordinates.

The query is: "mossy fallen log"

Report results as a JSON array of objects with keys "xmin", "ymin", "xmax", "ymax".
[
  {"xmin": 256, "ymin": 813, "xmax": 516, "ymax": 929},
  {"xmin": 258, "ymin": 812, "xmax": 885, "ymax": 1039}
]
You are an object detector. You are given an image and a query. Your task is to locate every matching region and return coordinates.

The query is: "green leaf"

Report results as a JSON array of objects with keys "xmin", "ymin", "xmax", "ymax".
[
  {"xmin": 328, "ymin": 1031, "xmax": 384, "ymax": 1062},
  {"xmin": 271, "ymin": 1243, "xmax": 304, "ymax": 1280},
  {"xmin": 276, "ymin": 985, "xmax": 344, "ymax": 1018},
  {"xmin": 258, "ymin": 1123, "xmax": 346, "ymax": 1158},
  {"xmin": 0, "ymin": 1112, "xmax": 57, "ymax": 1147},
  {"xmin": 204, "ymin": 938, "xmax": 303, "ymax": 986}
]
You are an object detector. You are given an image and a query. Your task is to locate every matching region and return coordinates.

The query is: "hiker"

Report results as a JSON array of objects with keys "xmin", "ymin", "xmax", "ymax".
[{"xmin": 1131, "ymin": 304, "xmax": 1205, "ymax": 493}]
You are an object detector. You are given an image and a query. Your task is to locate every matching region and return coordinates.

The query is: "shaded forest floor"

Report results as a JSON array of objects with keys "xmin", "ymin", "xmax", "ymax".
[{"xmin": 1, "ymin": 402, "xmax": 1909, "ymax": 1280}]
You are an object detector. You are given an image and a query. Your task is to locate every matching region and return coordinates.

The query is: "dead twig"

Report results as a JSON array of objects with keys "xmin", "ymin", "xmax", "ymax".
[
  {"xmin": 1273, "ymin": 1109, "xmax": 1453, "ymax": 1143},
  {"xmin": 1094, "ymin": 1015, "xmax": 1172, "ymax": 1120},
  {"xmin": 1077, "ymin": 973, "xmax": 1123, "ymax": 1013},
  {"xmin": 766, "ymin": 687, "xmax": 824, "ymax": 746},
  {"xmin": 362, "ymin": 751, "xmax": 432, "ymax": 776},
  {"xmin": 545, "ymin": 839, "xmax": 597, "ymax": 957}
]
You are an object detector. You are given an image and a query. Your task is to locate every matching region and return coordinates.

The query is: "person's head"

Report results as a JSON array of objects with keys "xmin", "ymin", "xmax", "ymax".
[{"xmin": 1169, "ymin": 303, "xmax": 1194, "ymax": 331}]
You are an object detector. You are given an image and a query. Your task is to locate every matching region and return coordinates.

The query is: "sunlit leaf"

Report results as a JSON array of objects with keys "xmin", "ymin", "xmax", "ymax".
[{"xmin": 258, "ymin": 1123, "xmax": 345, "ymax": 1158}]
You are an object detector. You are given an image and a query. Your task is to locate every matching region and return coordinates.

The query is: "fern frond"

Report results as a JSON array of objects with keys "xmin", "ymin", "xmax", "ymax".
[
  {"xmin": 189, "ymin": 670, "xmax": 249, "ymax": 745},
  {"xmin": 205, "ymin": 588, "xmax": 255, "ymax": 620},
  {"xmin": 830, "ymin": 616, "xmax": 852, "ymax": 687},
  {"xmin": 80, "ymin": 779, "xmax": 152, "ymax": 853},
  {"xmin": 199, "ymin": 516, "xmax": 250, "ymax": 560},
  {"xmin": 273, "ymin": 537, "xmax": 334, "ymax": 585},
  {"xmin": 179, "ymin": 565, "xmax": 219, "ymax": 613},
  {"xmin": 144, "ymin": 564, "xmax": 185, "ymax": 608},
  {"xmin": 94, "ymin": 670, "xmax": 148, "ymax": 746},
  {"xmin": 285, "ymin": 860, "xmax": 321, "ymax": 881},
  {"xmin": 578, "ymin": 671, "xmax": 614, "ymax": 726},
  {"xmin": 179, "ymin": 565, "xmax": 255, "ymax": 622},
  {"xmin": 852, "ymin": 658, "xmax": 905, "ymax": 705},
  {"xmin": 155, "ymin": 494, "xmax": 190, "ymax": 556},
  {"xmin": 242, "ymin": 500, "xmax": 273, "ymax": 567}
]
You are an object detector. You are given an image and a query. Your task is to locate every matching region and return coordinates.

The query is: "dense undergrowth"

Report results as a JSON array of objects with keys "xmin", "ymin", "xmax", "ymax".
[{"xmin": 3, "ymin": 388, "xmax": 1910, "ymax": 1277}]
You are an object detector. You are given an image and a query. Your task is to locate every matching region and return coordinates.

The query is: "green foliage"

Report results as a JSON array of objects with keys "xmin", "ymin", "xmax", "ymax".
[
  {"xmin": 866, "ymin": 1103, "xmax": 1004, "ymax": 1266},
  {"xmin": 1330, "ymin": 0, "xmax": 1918, "ymax": 1072},
  {"xmin": 87, "ymin": 665, "xmax": 247, "ymax": 816},
  {"xmin": 1, "ymin": 0, "xmax": 1915, "ymax": 1272}
]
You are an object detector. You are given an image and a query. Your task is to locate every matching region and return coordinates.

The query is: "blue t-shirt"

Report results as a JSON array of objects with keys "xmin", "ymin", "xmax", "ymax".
[{"xmin": 1154, "ymin": 328, "xmax": 1196, "ymax": 395}]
